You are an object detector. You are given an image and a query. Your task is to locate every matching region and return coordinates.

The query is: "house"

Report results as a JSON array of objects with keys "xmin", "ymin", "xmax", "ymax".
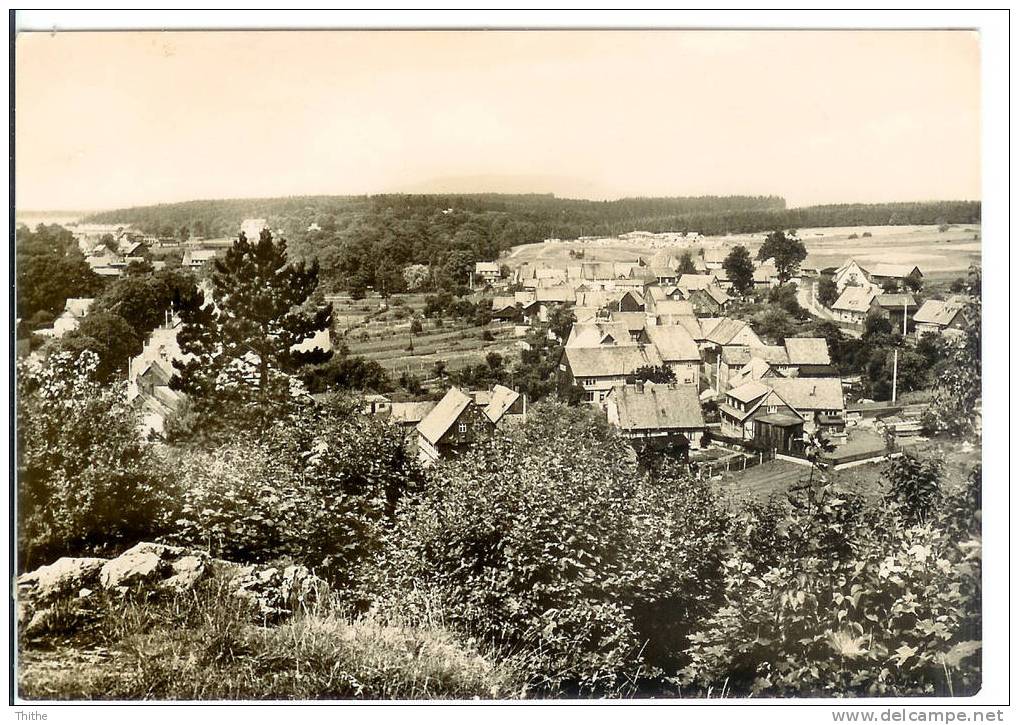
[
  {"xmin": 361, "ymin": 393, "xmax": 391, "ymax": 416},
  {"xmin": 677, "ymin": 273, "xmax": 719, "ymax": 291},
  {"xmin": 534, "ymin": 285, "xmax": 575, "ymax": 305},
  {"xmin": 702, "ymin": 317, "xmax": 763, "ymax": 349},
  {"xmin": 645, "ymin": 325, "xmax": 700, "ymax": 387},
  {"xmin": 387, "ymin": 400, "xmax": 438, "ymax": 432},
  {"xmin": 833, "ymin": 259, "xmax": 872, "ymax": 293},
  {"xmin": 618, "ymin": 290, "xmax": 645, "ymax": 312},
  {"xmin": 718, "ymin": 337, "xmax": 834, "ymax": 392},
  {"xmin": 752, "ymin": 264, "xmax": 780, "ymax": 288},
  {"xmin": 36, "ymin": 297, "xmax": 94, "ymax": 339},
  {"xmin": 768, "ymin": 377, "xmax": 846, "ymax": 435},
  {"xmin": 913, "ymin": 299, "xmax": 972, "ymax": 339},
  {"xmin": 575, "ymin": 289, "xmax": 623, "ymax": 311},
  {"xmin": 128, "ymin": 359, "xmax": 187, "ymax": 437},
  {"xmin": 474, "ymin": 262, "xmax": 502, "ymax": 286},
  {"xmin": 832, "ymin": 286, "xmax": 877, "ymax": 325},
  {"xmin": 685, "ymin": 286, "xmax": 729, "ymax": 316},
  {"xmin": 480, "ymin": 384, "xmax": 527, "ymax": 425},
  {"xmin": 182, "ymin": 248, "xmax": 218, "ymax": 270},
  {"xmin": 415, "ymin": 387, "xmax": 492, "ymax": 465},
  {"xmin": 869, "ymin": 264, "xmax": 923, "ymax": 290},
  {"xmin": 491, "ymin": 296, "xmax": 521, "ymax": 321},
  {"xmin": 719, "ymin": 381, "xmax": 804, "ymax": 450},
  {"xmin": 649, "ymin": 299, "xmax": 696, "ymax": 318},
  {"xmin": 561, "ymin": 345, "xmax": 664, "ymax": 404},
  {"xmin": 869, "ymin": 293, "xmax": 919, "ymax": 334},
  {"xmin": 580, "ymin": 262, "xmax": 617, "ymax": 281},
  {"xmin": 604, "ymin": 383, "xmax": 706, "ymax": 456},
  {"xmin": 784, "ymin": 337, "xmax": 832, "ymax": 367},
  {"xmin": 566, "ymin": 321, "xmax": 641, "ymax": 348},
  {"xmin": 649, "ymin": 267, "xmax": 679, "ymax": 285}
]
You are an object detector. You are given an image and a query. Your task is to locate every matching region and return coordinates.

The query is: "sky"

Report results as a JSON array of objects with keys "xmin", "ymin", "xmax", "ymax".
[{"xmin": 15, "ymin": 29, "xmax": 980, "ymax": 211}]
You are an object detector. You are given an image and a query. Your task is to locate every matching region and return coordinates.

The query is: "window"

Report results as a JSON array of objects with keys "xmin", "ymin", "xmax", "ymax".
[
  {"xmin": 457, "ymin": 422, "xmax": 467, "ymax": 434},
  {"xmin": 585, "ymin": 391, "xmax": 595, "ymax": 402}
]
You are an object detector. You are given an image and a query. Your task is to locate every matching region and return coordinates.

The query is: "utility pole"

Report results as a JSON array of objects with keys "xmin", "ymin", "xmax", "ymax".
[
  {"xmin": 903, "ymin": 296, "xmax": 908, "ymax": 337},
  {"xmin": 891, "ymin": 348, "xmax": 899, "ymax": 403}
]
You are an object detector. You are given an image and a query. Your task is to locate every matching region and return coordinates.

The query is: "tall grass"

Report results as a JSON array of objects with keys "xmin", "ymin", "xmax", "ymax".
[{"xmin": 18, "ymin": 577, "xmax": 526, "ymax": 700}]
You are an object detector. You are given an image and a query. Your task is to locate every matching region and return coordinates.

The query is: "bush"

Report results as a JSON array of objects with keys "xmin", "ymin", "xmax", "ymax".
[
  {"xmin": 681, "ymin": 474, "xmax": 981, "ymax": 697},
  {"xmin": 165, "ymin": 405, "xmax": 424, "ymax": 598},
  {"xmin": 16, "ymin": 351, "xmax": 171, "ymax": 571},
  {"xmin": 377, "ymin": 402, "xmax": 731, "ymax": 695}
]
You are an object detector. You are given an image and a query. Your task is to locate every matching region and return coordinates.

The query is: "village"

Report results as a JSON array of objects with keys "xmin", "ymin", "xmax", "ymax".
[{"xmin": 24, "ymin": 218, "xmax": 979, "ymax": 495}]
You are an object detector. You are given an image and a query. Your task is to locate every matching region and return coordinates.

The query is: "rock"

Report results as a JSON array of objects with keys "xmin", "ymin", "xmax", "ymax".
[
  {"xmin": 17, "ymin": 557, "xmax": 106, "ymax": 606},
  {"xmin": 100, "ymin": 550, "xmax": 166, "ymax": 590},
  {"xmin": 100, "ymin": 542, "xmax": 207, "ymax": 591},
  {"xmin": 231, "ymin": 563, "xmax": 327, "ymax": 621},
  {"xmin": 161, "ymin": 555, "xmax": 207, "ymax": 591}
]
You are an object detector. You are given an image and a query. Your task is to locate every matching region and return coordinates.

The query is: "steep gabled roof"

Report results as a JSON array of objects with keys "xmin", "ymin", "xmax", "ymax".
[
  {"xmin": 607, "ymin": 384, "xmax": 704, "ymax": 431},
  {"xmin": 784, "ymin": 337, "xmax": 832, "ymax": 365},
  {"xmin": 566, "ymin": 321, "xmax": 636, "ymax": 348},
  {"xmin": 753, "ymin": 264, "xmax": 779, "ymax": 282},
  {"xmin": 607, "ymin": 311, "xmax": 649, "ymax": 332},
  {"xmin": 416, "ymin": 387, "xmax": 475, "ymax": 445},
  {"xmin": 653, "ymin": 299, "xmax": 696, "ymax": 317},
  {"xmin": 832, "ymin": 286, "xmax": 877, "ymax": 313},
  {"xmin": 484, "ymin": 385, "xmax": 521, "ymax": 424},
  {"xmin": 491, "ymin": 296, "xmax": 517, "ymax": 312},
  {"xmin": 564, "ymin": 345, "xmax": 663, "ymax": 378},
  {"xmin": 646, "ymin": 325, "xmax": 700, "ymax": 362},
  {"xmin": 870, "ymin": 263, "xmax": 922, "ymax": 279},
  {"xmin": 677, "ymin": 273, "xmax": 718, "ymax": 290},
  {"xmin": 534, "ymin": 286, "xmax": 575, "ymax": 303},
  {"xmin": 703, "ymin": 317, "xmax": 753, "ymax": 346},
  {"xmin": 388, "ymin": 401, "xmax": 438, "ymax": 426},
  {"xmin": 872, "ymin": 293, "xmax": 918, "ymax": 309},
  {"xmin": 768, "ymin": 377, "xmax": 845, "ymax": 412},
  {"xmin": 913, "ymin": 299, "xmax": 966, "ymax": 326},
  {"xmin": 656, "ymin": 315, "xmax": 706, "ymax": 341},
  {"xmin": 727, "ymin": 380, "xmax": 772, "ymax": 404}
]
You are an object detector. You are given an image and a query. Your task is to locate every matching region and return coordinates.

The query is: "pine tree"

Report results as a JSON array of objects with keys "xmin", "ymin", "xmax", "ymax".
[{"xmin": 171, "ymin": 229, "xmax": 332, "ymax": 417}]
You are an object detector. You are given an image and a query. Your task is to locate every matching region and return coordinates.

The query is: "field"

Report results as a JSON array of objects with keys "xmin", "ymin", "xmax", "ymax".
[
  {"xmin": 329, "ymin": 295, "xmax": 521, "ymax": 379},
  {"xmin": 503, "ymin": 224, "xmax": 982, "ymax": 281}
]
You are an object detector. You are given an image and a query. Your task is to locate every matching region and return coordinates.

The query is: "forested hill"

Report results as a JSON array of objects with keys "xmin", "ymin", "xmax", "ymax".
[
  {"xmin": 84, "ymin": 194, "xmax": 980, "ymax": 295},
  {"xmin": 84, "ymin": 193, "xmax": 786, "ymax": 240}
]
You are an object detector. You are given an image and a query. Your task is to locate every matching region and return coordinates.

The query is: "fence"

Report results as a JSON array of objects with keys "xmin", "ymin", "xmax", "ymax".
[{"xmin": 691, "ymin": 448, "xmax": 775, "ymax": 479}]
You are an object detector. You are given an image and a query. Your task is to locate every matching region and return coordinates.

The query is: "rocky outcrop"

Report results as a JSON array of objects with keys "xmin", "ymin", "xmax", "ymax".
[
  {"xmin": 17, "ymin": 543, "xmax": 328, "ymax": 637},
  {"xmin": 232, "ymin": 564, "xmax": 327, "ymax": 620}
]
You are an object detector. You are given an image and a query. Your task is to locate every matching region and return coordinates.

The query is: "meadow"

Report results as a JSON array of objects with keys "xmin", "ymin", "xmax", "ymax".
[{"xmin": 503, "ymin": 224, "xmax": 982, "ymax": 281}]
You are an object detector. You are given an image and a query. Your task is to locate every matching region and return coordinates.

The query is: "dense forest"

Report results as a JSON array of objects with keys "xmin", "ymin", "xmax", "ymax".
[{"xmin": 85, "ymin": 194, "xmax": 980, "ymax": 294}]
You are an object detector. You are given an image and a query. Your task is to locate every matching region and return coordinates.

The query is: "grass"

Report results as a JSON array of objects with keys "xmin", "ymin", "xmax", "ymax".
[{"xmin": 18, "ymin": 577, "xmax": 526, "ymax": 701}]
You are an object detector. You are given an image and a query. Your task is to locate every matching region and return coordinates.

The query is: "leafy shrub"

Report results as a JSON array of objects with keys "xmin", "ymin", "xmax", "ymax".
[
  {"xmin": 377, "ymin": 402, "xmax": 731, "ymax": 695},
  {"xmin": 17, "ymin": 351, "xmax": 170, "ymax": 570},
  {"xmin": 681, "ymin": 475, "xmax": 981, "ymax": 697},
  {"xmin": 165, "ymin": 404, "xmax": 424, "ymax": 598}
]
